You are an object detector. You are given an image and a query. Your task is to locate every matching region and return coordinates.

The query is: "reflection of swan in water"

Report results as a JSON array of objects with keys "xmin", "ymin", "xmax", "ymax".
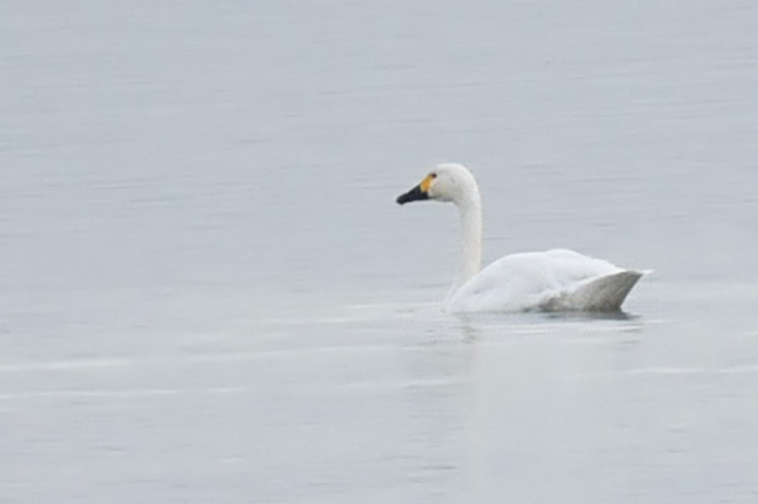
[{"xmin": 396, "ymin": 163, "xmax": 647, "ymax": 313}]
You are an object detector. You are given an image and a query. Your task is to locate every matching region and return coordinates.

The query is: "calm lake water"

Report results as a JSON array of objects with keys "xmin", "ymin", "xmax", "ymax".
[{"xmin": 2, "ymin": 1, "xmax": 758, "ymax": 502}]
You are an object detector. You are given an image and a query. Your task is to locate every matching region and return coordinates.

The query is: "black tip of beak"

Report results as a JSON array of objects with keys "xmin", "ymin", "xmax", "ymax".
[{"xmin": 396, "ymin": 184, "xmax": 429, "ymax": 205}]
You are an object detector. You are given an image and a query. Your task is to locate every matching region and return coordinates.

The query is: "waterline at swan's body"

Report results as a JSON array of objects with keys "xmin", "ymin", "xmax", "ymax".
[{"xmin": 396, "ymin": 163, "xmax": 645, "ymax": 313}]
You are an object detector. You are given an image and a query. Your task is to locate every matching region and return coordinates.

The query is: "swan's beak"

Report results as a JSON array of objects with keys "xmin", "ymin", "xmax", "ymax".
[
  {"xmin": 396, "ymin": 184, "xmax": 429, "ymax": 205},
  {"xmin": 397, "ymin": 175, "xmax": 434, "ymax": 205}
]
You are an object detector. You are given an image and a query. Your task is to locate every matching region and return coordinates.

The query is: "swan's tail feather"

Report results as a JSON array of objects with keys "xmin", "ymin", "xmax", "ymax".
[{"xmin": 542, "ymin": 270, "xmax": 646, "ymax": 312}]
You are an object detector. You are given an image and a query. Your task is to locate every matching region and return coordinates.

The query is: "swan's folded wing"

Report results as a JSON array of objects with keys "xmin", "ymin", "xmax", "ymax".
[{"xmin": 541, "ymin": 270, "xmax": 645, "ymax": 312}]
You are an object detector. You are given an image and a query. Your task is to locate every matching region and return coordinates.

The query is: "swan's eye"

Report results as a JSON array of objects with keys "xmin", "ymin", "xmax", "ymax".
[{"xmin": 420, "ymin": 172, "xmax": 436, "ymax": 193}]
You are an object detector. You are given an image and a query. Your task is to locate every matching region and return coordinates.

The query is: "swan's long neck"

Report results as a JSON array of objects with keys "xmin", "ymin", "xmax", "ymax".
[{"xmin": 448, "ymin": 189, "xmax": 482, "ymax": 298}]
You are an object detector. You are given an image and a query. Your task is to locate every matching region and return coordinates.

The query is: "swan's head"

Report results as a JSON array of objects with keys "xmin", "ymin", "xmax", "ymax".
[{"xmin": 396, "ymin": 163, "xmax": 479, "ymax": 206}]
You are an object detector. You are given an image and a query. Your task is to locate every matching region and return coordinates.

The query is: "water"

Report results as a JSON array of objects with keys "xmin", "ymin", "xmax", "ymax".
[{"xmin": 2, "ymin": 1, "xmax": 758, "ymax": 502}]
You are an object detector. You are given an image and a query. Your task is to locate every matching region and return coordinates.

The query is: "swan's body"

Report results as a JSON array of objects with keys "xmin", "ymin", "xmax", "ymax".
[{"xmin": 396, "ymin": 163, "xmax": 645, "ymax": 313}]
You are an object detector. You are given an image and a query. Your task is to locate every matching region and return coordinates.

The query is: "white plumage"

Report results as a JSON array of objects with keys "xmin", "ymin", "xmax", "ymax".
[{"xmin": 396, "ymin": 163, "xmax": 645, "ymax": 313}]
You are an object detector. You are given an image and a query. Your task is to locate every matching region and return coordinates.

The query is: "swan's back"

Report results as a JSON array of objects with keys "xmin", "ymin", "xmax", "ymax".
[{"xmin": 446, "ymin": 249, "xmax": 640, "ymax": 313}]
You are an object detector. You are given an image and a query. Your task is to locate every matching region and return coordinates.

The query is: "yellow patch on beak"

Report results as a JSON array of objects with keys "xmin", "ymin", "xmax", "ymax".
[{"xmin": 419, "ymin": 174, "xmax": 434, "ymax": 193}]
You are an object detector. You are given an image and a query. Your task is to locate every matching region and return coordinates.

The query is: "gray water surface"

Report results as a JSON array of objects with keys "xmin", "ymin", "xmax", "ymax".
[{"xmin": 2, "ymin": 1, "xmax": 758, "ymax": 502}]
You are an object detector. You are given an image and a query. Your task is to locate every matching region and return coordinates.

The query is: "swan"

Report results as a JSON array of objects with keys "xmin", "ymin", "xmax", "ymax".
[{"xmin": 396, "ymin": 163, "xmax": 646, "ymax": 313}]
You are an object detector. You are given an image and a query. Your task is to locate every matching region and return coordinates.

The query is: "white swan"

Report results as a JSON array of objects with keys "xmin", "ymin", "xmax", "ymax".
[{"xmin": 396, "ymin": 163, "xmax": 646, "ymax": 313}]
